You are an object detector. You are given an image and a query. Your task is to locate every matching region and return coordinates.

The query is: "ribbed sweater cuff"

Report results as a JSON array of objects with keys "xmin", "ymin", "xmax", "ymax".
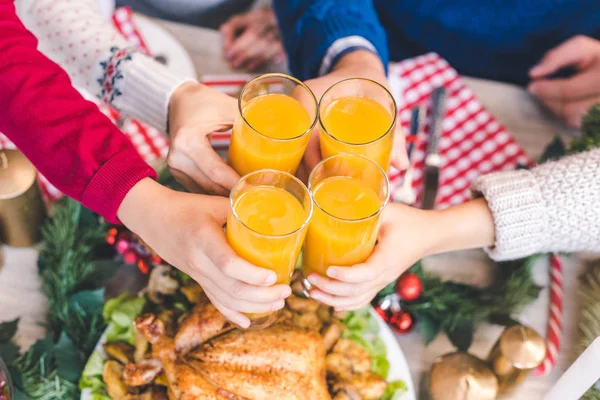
[
  {"xmin": 472, "ymin": 169, "xmax": 547, "ymax": 261},
  {"xmin": 300, "ymin": 12, "xmax": 388, "ymax": 79},
  {"xmin": 82, "ymin": 148, "xmax": 156, "ymax": 224},
  {"xmin": 117, "ymin": 53, "xmax": 195, "ymax": 133}
]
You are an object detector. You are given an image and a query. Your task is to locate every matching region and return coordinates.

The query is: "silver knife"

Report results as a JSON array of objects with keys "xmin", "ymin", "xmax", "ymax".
[{"xmin": 421, "ymin": 87, "xmax": 447, "ymax": 209}]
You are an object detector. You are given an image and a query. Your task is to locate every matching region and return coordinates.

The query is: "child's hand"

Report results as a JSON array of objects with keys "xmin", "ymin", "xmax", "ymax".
[
  {"xmin": 306, "ymin": 200, "xmax": 496, "ymax": 311},
  {"xmin": 118, "ymin": 179, "xmax": 290, "ymax": 328},
  {"xmin": 306, "ymin": 204, "xmax": 431, "ymax": 311},
  {"xmin": 167, "ymin": 82, "xmax": 240, "ymax": 195}
]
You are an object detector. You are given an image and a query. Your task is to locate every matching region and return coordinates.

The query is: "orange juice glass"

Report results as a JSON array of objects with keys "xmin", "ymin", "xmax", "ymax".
[
  {"xmin": 301, "ymin": 154, "xmax": 390, "ymax": 294},
  {"xmin": 227, "ymin": 169, "xmax": 312, "ymax": 329},
  {"xmin": 228, "ymin": 73, "xmax": 318, "ymax": 176},
  {"xmin": 319, "ymin": 78, "xmax": 397, "ymax": 171}
]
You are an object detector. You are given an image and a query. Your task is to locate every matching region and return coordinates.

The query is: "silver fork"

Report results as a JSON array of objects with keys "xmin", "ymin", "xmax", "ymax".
[{"xmin": 393, "ymin": 104, "xmax": 425, "ymax": 205}]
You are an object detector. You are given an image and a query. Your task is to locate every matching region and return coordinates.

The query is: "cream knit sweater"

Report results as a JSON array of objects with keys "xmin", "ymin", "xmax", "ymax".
[
  {"xmin": 16, "ymin": 0, "xmax": 192, "ymax": 133},
  {"xmin": 474, "ymin": 148, "xmax": 600, "ymax": 260}
]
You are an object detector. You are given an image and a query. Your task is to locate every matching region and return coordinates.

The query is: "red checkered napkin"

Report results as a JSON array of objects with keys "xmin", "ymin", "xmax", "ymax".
[
  {"xmin": 387, "ymin": 53, "xmax": 532, "ymax": 209},
  {"xmin": 112, "ymin": 7, "xmax": 151, "ymax": 55}
]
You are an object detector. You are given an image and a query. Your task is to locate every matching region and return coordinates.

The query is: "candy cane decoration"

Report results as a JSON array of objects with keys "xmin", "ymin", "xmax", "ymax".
[{"xmin": 535, "ymin": 254, "xmax": 564, "ymax": 376}]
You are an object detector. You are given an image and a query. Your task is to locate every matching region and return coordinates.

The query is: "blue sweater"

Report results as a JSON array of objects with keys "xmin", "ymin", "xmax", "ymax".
[{"xmin": 274, "ymin": 0, "xmax": 600, "ymax": 85}]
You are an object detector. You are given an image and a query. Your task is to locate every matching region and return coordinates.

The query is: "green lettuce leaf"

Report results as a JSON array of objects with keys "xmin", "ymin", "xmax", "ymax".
[
  {"xmin": 372, "ymin": 356, "xmax": 390, "ymax": 379},
  {"xmin": 79, "ymin": 351, "xmax": 108, "ymax": 397},
  {"xmin": 102, "ymin": 294, "xmax": 146, "ymax": 344},
  {"xmin": 382, "ymin": 380, "xmax": 407, "ymax": 400},
  {"xmin": 89, "ymin": 393, "xmax": 111, "ymax": 400}
]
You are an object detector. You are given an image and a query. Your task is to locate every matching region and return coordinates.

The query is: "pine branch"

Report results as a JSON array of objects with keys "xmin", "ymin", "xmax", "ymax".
[
  {"xmin": 38, "ymin": 198, "xmax": 107, "ymax": 340},
  {"xmin": 403, "ymin": 256, "xmax": 541, "ymax": 349},
  {"xmin": 571, "ymin": 104, "xmax": 600, "ymax": 154}
]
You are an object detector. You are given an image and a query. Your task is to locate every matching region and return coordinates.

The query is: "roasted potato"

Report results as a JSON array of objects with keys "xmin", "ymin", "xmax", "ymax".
[
  {"xmin": 327, "ymin": 339, "xmax": 372, "ymax": 381},
  {"xmin": 291, "ymin": 312, "xmax": 322, "ymax": 331},
  {"xmin": 287, "ymin": 295, "xmax": 320, "ymax": 313},
  {"xmin": 317, "ymin": 304, "xmax": 333, "ymax": 322},
  {"xmin": 351, "ymin": 373, "xmax": 387, "ymax": 400},
  {"xmin": 180, "ymin": 283, "xmax": 207, "ymax": 304},
  {"xmin": 103, "ymin": 360, "xmax": 129, "ymax": 399},
  {"xmin": 321, "ymin": 321, "xmax": 344, "ymax": 352},
  {"xmin": 157, "ymin": 309, "xmax": 178, "ymax": 337},
  {"xmin": 134, "ymin": 328, "xmax": 150, "ymax": 362},
  {"xmin": 148, "ymin": 265, "xmax": 179, "ymax": 304},
  {"xmin": 104, "ymin": 341, "xmax": 135, "ymax": 365}
]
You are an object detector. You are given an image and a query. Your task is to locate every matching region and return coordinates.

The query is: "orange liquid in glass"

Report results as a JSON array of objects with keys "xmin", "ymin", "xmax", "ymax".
[
  {"xmin": 320, "ymin": 96, "xmax": 394, "ymax": 170},
  {"xmin": 229, "ymin": 93, "xmax": 312, "ymax": 175},
  {"xmin": 303, "ymin": 176, "xmax": 383, "ymax": 278},
  {"xmin": 227, "ymin": 185, "xmax": 306, "ymax": 285}
]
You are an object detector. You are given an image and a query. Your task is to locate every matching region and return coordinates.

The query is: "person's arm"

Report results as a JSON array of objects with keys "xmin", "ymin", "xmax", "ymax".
[
  {"xmin": 473, "ymin": 148, "xmax": 600, "ymax": 259},
  {"xmin": 306, "ymin": 149, "xmax": 600, "ymax": 310},
  {"xmin": 0, "ymin": 0, "xmax": 155, "ymax": 223},
  {"xmin": 16, "ymin": 0, "xmax": 241, "ymax": 194},
  {"xmin": 273, "ymin": 0, "xmax": 388, "ymax": 80},
  {"xmin": 16, "ymin": 0, "xmax": 192, "ymax": 133}
]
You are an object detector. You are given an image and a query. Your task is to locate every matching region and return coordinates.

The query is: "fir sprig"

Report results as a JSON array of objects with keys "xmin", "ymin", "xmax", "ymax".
[
  {"xmin": 395, "ymin": 256, "xmax": 542, "ymax": 350},
  {"xmin": 38, "ymin": 198, "xmax": 108, "ymax": 348},
  {"xmin": 571, "ymin": 105, "xmax": 600, "ymax": 153}
]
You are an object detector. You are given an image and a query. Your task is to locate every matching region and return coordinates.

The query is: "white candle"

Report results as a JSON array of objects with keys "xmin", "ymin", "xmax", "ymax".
[{"xmin": 544, "ymin": 337, "xmax": 600, "ymax": 400}]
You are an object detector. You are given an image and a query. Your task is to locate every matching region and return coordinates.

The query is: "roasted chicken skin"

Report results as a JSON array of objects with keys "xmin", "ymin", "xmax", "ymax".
[
  {"xmin": 174, "ymin": 304, "xmax": 234, "ymax": 354},
  {"xmin": 135, "ymin": 314, "xmax": 234, "ymax": 400}
]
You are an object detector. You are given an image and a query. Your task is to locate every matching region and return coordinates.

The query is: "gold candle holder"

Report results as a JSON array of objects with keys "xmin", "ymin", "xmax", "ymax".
[
  {"xmin": 0, "ymin": 150, "xmax": 46, "ymax": 247},
  {"xmin": 487, "ymin": 324, "xmax": 546, "ymax": 397},
  {"xmin": 428, "ymin": 352, "xmax": 498, "ymax": 400}
]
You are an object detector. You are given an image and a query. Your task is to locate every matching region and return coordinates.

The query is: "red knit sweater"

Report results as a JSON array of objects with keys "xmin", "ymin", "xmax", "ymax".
[{"xmin": 0, "ymin": 0, "xmax": 155, "ymax": 223}]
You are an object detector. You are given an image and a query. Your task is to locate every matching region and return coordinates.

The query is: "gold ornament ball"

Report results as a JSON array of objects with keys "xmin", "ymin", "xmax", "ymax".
[{"xmin": 429, "ymin": 352, "xmax": 498, "ymax": 400}]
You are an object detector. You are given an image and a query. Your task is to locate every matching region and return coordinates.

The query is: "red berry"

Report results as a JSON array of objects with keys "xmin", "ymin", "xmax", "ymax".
[
  {"xmin": 137, "ymin": 259, "xmax": 150, "ymax": 274},
  {"xmin": 123, "ymin": 250, "xmax": 138, "ymax": 264},
  {"xmin": 389, "ymin": 311, "xmax": 415, "ymax": 334},
  {"xmin": 151, "ymin": 255, "xmax": 163, "ymax": 265},
  {"xmin": 115, "ymin": 239, "xmax": 130, "ymax": 254},
  {"xmin": 396, "ymin": 272, "xmax": 423, "ymax": 302},
  {"xmin": 105, "ymin": 227, "xmax": 118, "ymax": 245}
]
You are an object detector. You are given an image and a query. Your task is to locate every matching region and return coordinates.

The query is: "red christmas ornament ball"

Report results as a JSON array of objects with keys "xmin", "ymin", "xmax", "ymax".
[
  {"xmin": 123, "ymin": 250, "xmax": 138, "ymax": 264},
  {"xmin": 389, "ymin": 311, "xmax": 415, "ymax": 334},
  {"xmin": 374, "ymin": 304, "xmax": 392, "ymax": 323},
  {"xmin": 396, "ymin": 272, "xmax": 423, "ymax": 302}
]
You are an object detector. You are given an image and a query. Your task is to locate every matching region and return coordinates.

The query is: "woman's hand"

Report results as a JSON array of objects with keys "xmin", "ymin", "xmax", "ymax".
[
  {"xmin": 307, "ymin": 199, "xmax": 496, "ymax": 310},
  {"xmin": 298, "ymin": 50, "xmax": 408, "ymax": 179},
  {"xmin": 167, "ymin": 82, "xmax": 240, "ymax": 195},
  {"xmin": 118, "ymin": 178, "xmax": 290, "ymax": 328}
]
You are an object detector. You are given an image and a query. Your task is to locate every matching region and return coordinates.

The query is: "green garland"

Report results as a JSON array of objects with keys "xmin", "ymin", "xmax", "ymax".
[
  {"xmin": 0, "ymin": 199, "xmax": 112, "ymax": 400},
  {"xmin": 1, "ymin": 105, "xmax": 599, "ymax": 400},
  {"xmin": 378, "ymin": 256, "xmax": 542, "ymax": 351}
]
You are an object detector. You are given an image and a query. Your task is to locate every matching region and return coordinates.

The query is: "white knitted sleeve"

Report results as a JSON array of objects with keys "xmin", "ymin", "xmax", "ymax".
[
  {"xmin": 15, "ymin": 0, "xmax": 194, "ymax": 133},
  {"xmin": 473, "ymin": 148, "xmax": 600, "ymax": 260}
]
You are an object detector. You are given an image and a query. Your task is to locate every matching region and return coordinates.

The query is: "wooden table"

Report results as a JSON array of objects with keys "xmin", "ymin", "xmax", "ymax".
[{"xmin": 0, "ymin": 17, "xmax": 590, "ymax": 400}]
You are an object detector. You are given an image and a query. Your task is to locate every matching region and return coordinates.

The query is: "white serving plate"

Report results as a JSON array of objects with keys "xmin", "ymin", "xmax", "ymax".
[{"xmin": 82, "ymin": 308, "xmax": 416, "ymax": 400}]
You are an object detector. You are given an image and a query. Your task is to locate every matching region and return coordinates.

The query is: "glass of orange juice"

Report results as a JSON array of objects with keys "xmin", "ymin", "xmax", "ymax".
[
  {"xmin": 228, "ymin": 73, "xmax": 318, "ymax": 176},
  {"xmin": 226, "ymin": 169, "xmax": 313, "ymax": 329},
  {"xmin": 300, "ymin": 154, "xmax": 390, "ymax": 294},
  {"xmin": 319, "ymin": 78, "xmax": 397, "ymax": 171}
]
